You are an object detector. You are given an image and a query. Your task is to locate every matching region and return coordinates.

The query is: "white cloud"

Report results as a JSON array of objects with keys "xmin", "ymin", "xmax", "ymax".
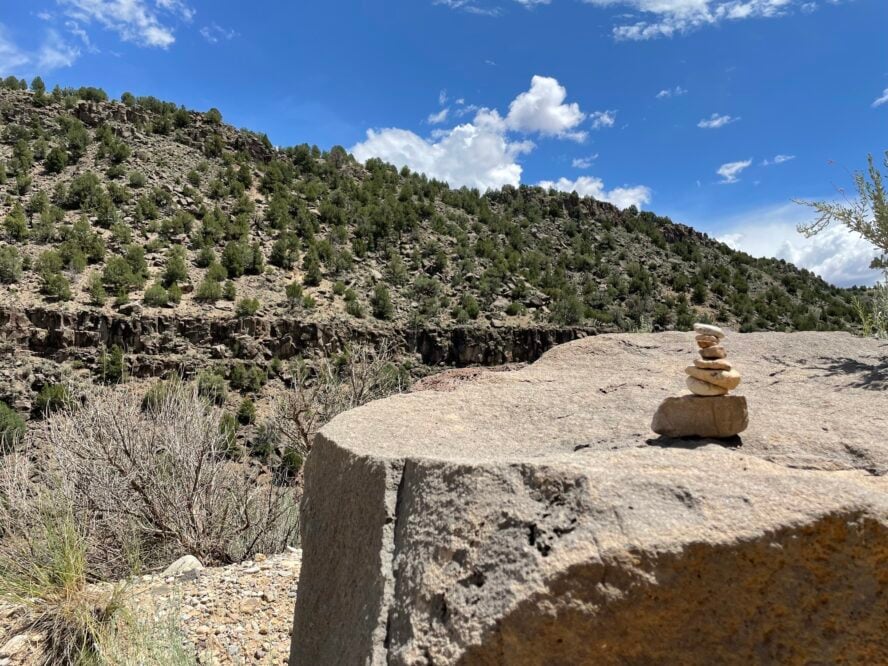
[
  {"xmin": 58, "ymin": 0, "xmax": 193, "ymax": 48},
  {"xmin": 0, "ymin": 23, "xmax": 80, "ymax": 73},
  {"xmin": 656, "ymin": 85, "xmax": 687, "ymax": 98},
  {"xmin": 580, "ymin": 0, "xmax": 813, "ymax": 41},
  {"xmin": 572, "ymin": 154, "xmax": 598, "ymax": 168},
  {"xmin": 0, "ymin": 25, "xmax": 29, "ymax": 73},
  {"xmin": 715, "ymin": 202, "xmax": 882, "ymax": 287},
  {"xmin": 352, "ymin": 76, "xmax": 596, "ymax": 191},
  {"xmin": 438, "ymin": 89, "xmax": 448, "ymax": 105},
  {"xmin": 514, "ymin": 0, "xmax": 553, "ymax": 6},
  {"xmin": 155, "ymin": 0, "xmax": 195, "ymax": 21},
  {"xmin": 717, "ymin": 159, "xmax": 752, "ymax": 184},
  {"xmin": 504, "ymin": 75, "xmax": 587, "ymax": 140},
  {"xmin": 352, "ymin": 119, "xmax": 533, "ymax": 191},
  {"xmin": 433, "ymin": 0, "xmax": 502, "ymax": 16},
  {"xmin": 539, "ymin": 175, "xmax": 651, "ymax": 209},
  {"xmin": 589, "ymin": 109, "xmax": 617, "ymax": 129},
  {"xmin": 65, "ymin": 20, "xmax": 97, "ymax": 51},
  {"xmin": 37, "ymin": 29, "xmax": 80, "ymax": 69},
  {"xmin": 454, "ymin": 103, "xmax": 480, "ymax": 117},
  {"xmin": 427, "ymin": 107, "xmax": 450, "ymax": 124},
  {"xmin": 199, "ymin": 23, "xmax": 237, "ymax": 44},
  {"xmin": 762, "ymin": 154, "xmax": 795, "ymax": 166},
  {"xmin": 872, "ymin": 88, "xmax": 888, "ymax": 108},
  {"xmin": 698, "ymin": 112, "xmax": 740, "ymax": 128}
]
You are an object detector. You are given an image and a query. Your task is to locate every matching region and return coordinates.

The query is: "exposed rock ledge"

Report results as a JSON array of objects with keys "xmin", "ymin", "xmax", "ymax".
[{"xmin": 290, "ymin": 332, "xmax": 888, "ymax": 665}]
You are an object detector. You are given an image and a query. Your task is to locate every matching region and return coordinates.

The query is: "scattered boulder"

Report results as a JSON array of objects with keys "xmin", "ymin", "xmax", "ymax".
[
  {"xmin": 291, "ymin": 331, "xmax": 888, "ymax": 665},
  {"xmin": 162, "ymin": 555, "xmax": 203, "ymax": 577}
]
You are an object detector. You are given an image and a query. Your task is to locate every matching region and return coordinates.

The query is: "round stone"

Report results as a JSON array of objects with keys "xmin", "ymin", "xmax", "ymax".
[
  {"xmin": 685, "ymin": 366, "xmax": 742, "ymax": 391},
  {"xmin": 694, "ymin": 358, "xmax": 733, "ymax": 371},
  {"xmin": 686, "ymin": 376, "xmax": 728, "ymax": 396},
  {"xmin": 693, "ymin": 323, "xmax": 725, "ymax": 339},
  {"xmin": 700, "ymin": 346, "xmax": 727, "ymax": 360},
  {"xmin": 697, "ymin": 339, "xmax": 718, "ymax": 349}
]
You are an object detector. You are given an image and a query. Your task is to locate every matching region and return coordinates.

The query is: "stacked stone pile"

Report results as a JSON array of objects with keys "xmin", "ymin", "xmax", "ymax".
[
  {"xmin": 684, "ymin": 323, "xmax": 742, "ymax": 396},
  {"xmin": 651, "ymin": 323, "xmax": 748, "ymax": 438}
]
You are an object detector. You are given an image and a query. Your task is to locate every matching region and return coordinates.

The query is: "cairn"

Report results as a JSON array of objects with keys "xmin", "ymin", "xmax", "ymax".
[{"xmin": 651, "ymin": 323, "xmax": 748, "ymax": 438}]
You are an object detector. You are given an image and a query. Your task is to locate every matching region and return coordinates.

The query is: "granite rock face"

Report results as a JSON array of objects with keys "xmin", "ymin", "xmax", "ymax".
[{"xmin": 291, "ymin": 332, "xmax": 888, "ymax": 665}]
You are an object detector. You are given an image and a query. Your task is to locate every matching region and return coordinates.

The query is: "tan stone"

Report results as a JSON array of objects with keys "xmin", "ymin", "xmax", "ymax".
[
  {"xmin": 696, "ymin": 334, "xmax": 720, "ymax": 348},
  {"xmin": 651, "ymin": 395, "xmax": 749, "ymax": 438},
  {"xmin": 292, "ymin": 331, "xmax": 888, "ymax": 666},
  {"xmin": 686, "ymin": 376, "xmax": 728, "ymax": 396},
  {"xmin": 694, "ymin": 358, "xmax": 733, "ymax": 371},
  {"xmin": 693, "ymin": 323, "xmax": 725, "ymax": 339},
  {"xmin": 699, "ymin": 345, "xmax": 727, "ymax": 359},
  {"xmin": 685, "ymin": 366, "xmax": 742, "ymax": 391}
]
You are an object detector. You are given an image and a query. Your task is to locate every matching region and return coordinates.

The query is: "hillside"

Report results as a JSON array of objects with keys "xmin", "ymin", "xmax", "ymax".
[{"xmin": 0, "ymin": 78, "xmax": 866, "ymax": 418}]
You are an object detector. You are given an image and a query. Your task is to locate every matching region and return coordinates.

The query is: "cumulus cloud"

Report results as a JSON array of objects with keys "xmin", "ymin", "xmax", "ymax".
[
  {"xmin": 352, "ymin": 76, "xmax": 592, "ymax": 191},
  {"xmin": 352, "ymin": 119, "xmax": 534, "ymax": 191},
  {"xmin": 538, "ymin": 176, "xmax": 651, "ymax": 209},
  {"xmin": 504, "ymin": 75, "xmax": 587, "ymax": 140},
  {"xmin": 872, "ymin": 88, "xmax": 888, "ymax": 108},
  {"xmin": 716, "ymin": 202, "xmax": 882, "ymax": 287},
  {"xmin": 58, "ymin": 0, "xmax": 194, "ymax": 48},
  {"xmin": 717, "ymin": 159, "xmax": 752, "ymax": 184},
  {"xmin": 352, "ymin": 76, "xmax": 646, "ymax": 202},
  {"xmin": 698, "ymin": 112, "xmax": 740, "ymax": 128},
  {"xmin": 656, "ymin": 85, "xmax": 687, "ymax": 98}
]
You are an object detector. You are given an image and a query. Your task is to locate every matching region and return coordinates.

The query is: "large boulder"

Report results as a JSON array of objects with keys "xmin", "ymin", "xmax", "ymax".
[{"xmin": 290, "ymin": 332, "xmax": 888, "ymax": 665}]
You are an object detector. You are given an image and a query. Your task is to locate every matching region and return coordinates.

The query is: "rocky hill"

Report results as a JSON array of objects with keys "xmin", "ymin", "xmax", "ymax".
[{"xmin": 0, "ymin": 79, "xmax": 868, "ymax": 423}]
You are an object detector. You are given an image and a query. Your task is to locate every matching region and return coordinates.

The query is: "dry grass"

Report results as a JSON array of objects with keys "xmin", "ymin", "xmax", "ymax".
[
  {"xmin": 0, "ymin": 471, "xmax": 187, "ymax": 665},
  {"xmin": 271, "ymin": 342, "xmax": 408, "ymax": 459}
]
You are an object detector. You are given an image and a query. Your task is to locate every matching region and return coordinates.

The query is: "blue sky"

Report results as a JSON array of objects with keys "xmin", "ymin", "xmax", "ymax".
[{"xmin": 0, "ymin": 0, "xmax": 885, "ymax": 286}]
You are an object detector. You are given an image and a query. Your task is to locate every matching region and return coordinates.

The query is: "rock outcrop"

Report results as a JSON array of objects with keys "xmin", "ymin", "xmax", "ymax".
[
  {"xmin": 291, "ymin": 331, "xmax": 888, "ymax": 665},
  {"xmin": 0, "ymin": 303, "xmax": 594, "ymax": 374}
]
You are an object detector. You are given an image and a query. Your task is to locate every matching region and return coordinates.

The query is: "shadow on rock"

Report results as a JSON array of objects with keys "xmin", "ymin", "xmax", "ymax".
[
  {"xmin": 809, "ymin": 355, "xmax": 888, "ymax": 391},
  {"xmin": 646, "ymin": 435, "xmax": 743, "ymax": 450}
]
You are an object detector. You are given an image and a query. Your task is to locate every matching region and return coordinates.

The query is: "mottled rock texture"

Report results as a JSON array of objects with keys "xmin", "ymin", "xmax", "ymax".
[{"xmin": 291, "ymin": 332, "xmax": 888, "ymax": 665}]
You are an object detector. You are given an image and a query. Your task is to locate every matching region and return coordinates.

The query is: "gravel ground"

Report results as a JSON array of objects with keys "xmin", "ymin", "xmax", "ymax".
[{"xmin": 0, "ymin": 549, "xmax": 302, "ymax": 665}]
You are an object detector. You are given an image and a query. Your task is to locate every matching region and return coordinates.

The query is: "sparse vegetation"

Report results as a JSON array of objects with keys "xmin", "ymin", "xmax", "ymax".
[
  {"xmin": 799, "ymin": 151, "xmax": 888, "ymax": 339},
  {"xmin": 271, "ymin": 343, "xmax": 408, "ymax": 460}
]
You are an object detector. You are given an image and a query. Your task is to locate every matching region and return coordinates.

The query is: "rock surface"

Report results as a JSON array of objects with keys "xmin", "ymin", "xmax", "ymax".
[{"xmin": 291, "ymin": 331, "xmax": 888, "ymax": 665}]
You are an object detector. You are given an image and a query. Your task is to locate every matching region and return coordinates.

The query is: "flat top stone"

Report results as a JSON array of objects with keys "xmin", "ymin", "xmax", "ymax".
[
  {"xmin": 694, "ymin": 323, "xmax": 725, "ymax": 338},
  {"xmin": 322, "ymin": 332, "xmax": 888, "ymax": 475}
]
